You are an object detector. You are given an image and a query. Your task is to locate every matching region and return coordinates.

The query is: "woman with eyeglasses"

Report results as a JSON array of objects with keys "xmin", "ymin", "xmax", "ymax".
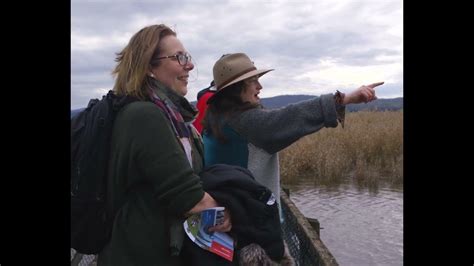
[
  {"xmin": 203, "ymin": 53, "xmax": 383, "ymax": 221},
  {"xmin": 97, "ymin": 24, "xmax": 231, "ymax": 266}
]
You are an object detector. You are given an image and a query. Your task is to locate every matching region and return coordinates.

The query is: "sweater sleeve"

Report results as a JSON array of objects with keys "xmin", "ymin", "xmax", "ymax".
[
  {"xmin": 121, "ymin": 102, "xmax": 204, "ymax": 216},
  {"xmin": 228, "ymin": 93, "xmax": 339, "ymax": 154}
]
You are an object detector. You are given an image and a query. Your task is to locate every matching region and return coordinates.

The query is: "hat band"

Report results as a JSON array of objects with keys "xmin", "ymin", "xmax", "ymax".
[{"xmin": 217, "ymin": 66, "xmax": 257, "ymax": 90}]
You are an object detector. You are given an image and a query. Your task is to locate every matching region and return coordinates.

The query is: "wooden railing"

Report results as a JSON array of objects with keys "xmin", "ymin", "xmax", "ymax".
[{"xmin": 280, "ymin": 188, "xmax": 338, "ymax": 266}]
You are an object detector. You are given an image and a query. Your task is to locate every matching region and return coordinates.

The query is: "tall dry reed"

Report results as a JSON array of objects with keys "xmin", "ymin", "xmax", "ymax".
[{"xmin": 280, "ymin": 111, "xmax": 403, "ymax": 186}]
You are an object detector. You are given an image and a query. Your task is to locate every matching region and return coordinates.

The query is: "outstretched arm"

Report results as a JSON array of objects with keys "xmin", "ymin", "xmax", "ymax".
[
  {"xmin": 229, "ymin": 82, "xmax": 384, "ymax": 154},
  {"xmin": 229, "ymin": 94, "xmax": 339, "ymax": 154}
]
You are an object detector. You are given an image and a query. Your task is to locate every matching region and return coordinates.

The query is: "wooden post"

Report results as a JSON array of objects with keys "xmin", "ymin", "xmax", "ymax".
[{"xmin": 306, "ymin": 217, "xmax": 320, "ymax": 236}]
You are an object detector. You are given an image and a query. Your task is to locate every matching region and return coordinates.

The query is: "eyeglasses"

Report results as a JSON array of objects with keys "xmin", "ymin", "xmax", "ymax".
[{"xmin": 155, "ymin": 53, "xmax": 192, "ymax": 66}]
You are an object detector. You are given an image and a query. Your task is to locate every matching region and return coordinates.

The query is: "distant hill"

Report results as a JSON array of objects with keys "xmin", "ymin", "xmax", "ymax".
[
  {"xmin": 260, "ymin": 95, "xmax": 403, "ymax": 112},
  {"xmin": 345, "ymin": 97, "xmax": 403, "ymax": 112},
  {"xmin": 260, "ymin": 95, "xmax": 314, "ymax": 109}
]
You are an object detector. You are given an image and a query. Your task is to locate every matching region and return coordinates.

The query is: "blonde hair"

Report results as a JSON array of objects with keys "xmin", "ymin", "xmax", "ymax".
[{"xmin": 112, "ymin": 24, "xmax": 176, "ymax": 100}]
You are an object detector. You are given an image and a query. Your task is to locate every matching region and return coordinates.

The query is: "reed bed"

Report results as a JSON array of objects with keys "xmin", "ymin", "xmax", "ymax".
[{"xmin": 280, "ymin": 111, "xmax": 403, "ymax": 186}]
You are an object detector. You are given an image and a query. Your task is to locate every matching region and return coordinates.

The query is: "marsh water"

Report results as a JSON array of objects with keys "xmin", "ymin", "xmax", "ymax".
[{"xmin": 284, "ymin": 180, "xmax": 403, "ymax": 266}]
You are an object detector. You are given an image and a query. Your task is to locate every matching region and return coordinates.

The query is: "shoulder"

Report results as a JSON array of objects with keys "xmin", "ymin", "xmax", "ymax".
[
  {"xmin": 121, "ymin": 101, "xmax": 165, "ymax": 116},
  {"xmin": 231, "ymin": 107, "xmax": 265, "ymax": 123},
  {"xmin": 112, "ymin": 101, "xmax": 179, "ymax": 139},
  {"xmin": 117, "ymin": 101, "xmax": 169, "ymax": 126}
]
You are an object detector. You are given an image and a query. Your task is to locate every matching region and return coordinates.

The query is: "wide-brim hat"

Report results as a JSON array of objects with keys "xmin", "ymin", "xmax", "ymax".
[{"xmin": 208, "ymin": 53, "xmax": 274, "ymax": 102}]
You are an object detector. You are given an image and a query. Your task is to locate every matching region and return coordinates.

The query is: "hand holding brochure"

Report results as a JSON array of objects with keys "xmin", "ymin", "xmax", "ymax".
[{"xmin": 183, "ymin": 207, "xmax": 234, "ymax": 261}]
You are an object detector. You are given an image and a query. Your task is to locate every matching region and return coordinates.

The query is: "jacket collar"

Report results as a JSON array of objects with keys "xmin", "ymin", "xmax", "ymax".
[{"xmin": 150, "ymin": 79, "xmax": 198, "ymax": 122}]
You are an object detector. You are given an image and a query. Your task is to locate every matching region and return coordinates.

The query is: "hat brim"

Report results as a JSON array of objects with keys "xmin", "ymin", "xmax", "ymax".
[{"xmin": 208, "ymin": 68, "xmax": 274, "ymax": 104}]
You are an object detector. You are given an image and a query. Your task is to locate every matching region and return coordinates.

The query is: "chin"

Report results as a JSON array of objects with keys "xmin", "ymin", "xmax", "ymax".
[{"xmin": 176, "ymin": 87, "xmax": 187, "ymax": 96}]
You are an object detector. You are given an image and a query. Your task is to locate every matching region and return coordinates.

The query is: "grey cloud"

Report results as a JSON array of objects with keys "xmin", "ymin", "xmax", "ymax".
[{"xmin": 71, "ymin": 0, "xmax": 403, "ymax": 108}]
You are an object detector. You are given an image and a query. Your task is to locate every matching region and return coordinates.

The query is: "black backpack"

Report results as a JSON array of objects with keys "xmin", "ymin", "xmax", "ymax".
[{"xmin": 71, "ymin": 90, "xmax": 137, "ymax": 254}]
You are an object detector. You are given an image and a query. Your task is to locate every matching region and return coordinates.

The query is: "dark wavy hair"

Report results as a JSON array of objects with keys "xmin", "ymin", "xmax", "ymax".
[{"xmin": 202, "ymin": 81, "xmax": 259, "ymax": 143}]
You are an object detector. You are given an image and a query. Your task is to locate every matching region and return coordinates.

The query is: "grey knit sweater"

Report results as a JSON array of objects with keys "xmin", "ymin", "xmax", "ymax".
[{"xmin": 227, "ymin": 93, "xmax": 340, "ymax": 215}]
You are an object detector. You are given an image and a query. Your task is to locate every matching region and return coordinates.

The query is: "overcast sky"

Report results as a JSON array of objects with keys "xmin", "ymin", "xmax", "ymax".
[{"xmin": 71, "ymin": 0, "xmax": 403, "ymax": 109}]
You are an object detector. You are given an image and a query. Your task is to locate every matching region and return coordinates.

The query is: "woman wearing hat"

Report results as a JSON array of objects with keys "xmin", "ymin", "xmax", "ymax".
[{"xmin": 202, "ymin": 53, "xmax": 383, "ymax": 218}]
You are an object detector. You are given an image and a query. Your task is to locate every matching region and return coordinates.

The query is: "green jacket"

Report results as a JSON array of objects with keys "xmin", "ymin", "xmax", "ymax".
[{"xmin": 98, "ymin": 84, "xmax": 204, "ymax": 266}]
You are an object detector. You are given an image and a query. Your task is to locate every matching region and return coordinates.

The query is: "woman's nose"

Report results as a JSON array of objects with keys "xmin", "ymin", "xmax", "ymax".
[{"xmin": 184, "ymin": 61, "xmax": 194, "ymax": 71}]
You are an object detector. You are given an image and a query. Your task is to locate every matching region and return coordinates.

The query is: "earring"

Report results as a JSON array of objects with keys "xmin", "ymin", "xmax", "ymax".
[{"xmin": 149, "ymin": 73, "xmax": 155, "ymax": 78}]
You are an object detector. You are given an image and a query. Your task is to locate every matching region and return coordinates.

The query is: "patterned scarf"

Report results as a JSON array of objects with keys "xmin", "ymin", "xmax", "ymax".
[
  {"xmin": 147, "ymin": 83, "xmax": 199, "ymax": 166},
  {"xmin": 148, "ymin": 89, "xmax": 191, "ymax": 139}
]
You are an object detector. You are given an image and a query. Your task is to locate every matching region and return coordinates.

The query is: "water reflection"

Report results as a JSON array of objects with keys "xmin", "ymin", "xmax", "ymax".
[
  {"xmin": 284, "ymin": 178, "xmax": 403, "ymax": 266},
  {"xmin": 290, "ymin": 176, "xmax": 402, "ymax": 196}
]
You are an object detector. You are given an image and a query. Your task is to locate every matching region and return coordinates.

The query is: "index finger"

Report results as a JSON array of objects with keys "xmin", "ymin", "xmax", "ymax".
[{"xmin": 368, "ymin": 82, "xmax": 384, "ymax": 88}]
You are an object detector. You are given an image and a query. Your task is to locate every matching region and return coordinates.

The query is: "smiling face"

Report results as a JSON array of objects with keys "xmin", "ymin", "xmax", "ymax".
[
  {"xmin": 150, "ymin": 35, "xmax": 194, "ymax": 96},
  {"xmin": 241, "ymin": 76, "xmax": 263, "ymax": 104}
]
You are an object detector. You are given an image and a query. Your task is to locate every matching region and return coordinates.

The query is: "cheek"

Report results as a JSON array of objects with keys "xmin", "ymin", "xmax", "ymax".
[
  {"xmin": 248, "ymin": 87, "xmax": 257, "ymax": 96},
  {"xmin": 241, "ymin": 90, "xmax": 249, "ymax": 101},
  {"xmin": 245, "ymin": 91, "xmax": 255, "ymax": 101}
]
